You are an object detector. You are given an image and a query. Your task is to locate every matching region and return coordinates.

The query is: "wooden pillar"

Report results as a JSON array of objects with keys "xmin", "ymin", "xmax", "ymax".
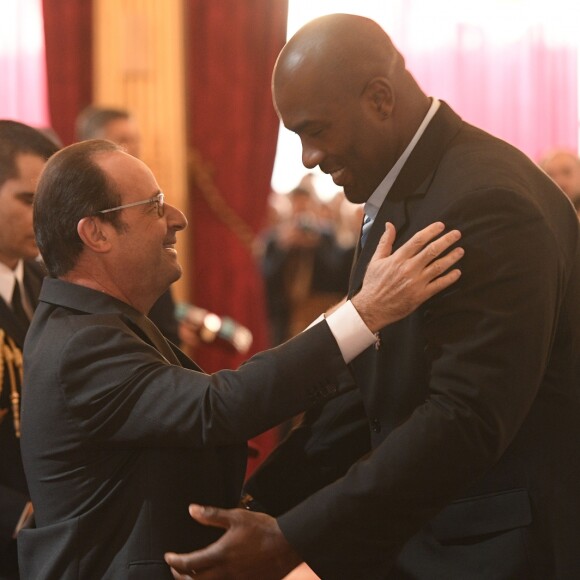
[{"xmin": 92, "ymin": 0, "xmax": 190, "ymax": 302}]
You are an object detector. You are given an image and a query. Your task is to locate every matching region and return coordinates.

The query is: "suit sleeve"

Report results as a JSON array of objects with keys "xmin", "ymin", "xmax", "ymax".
[
  {"xmin": 56, "ymin": 318, "xmax": 353, "ymax": 447},
  {"xmin": 276, "ymin": 188, "xmax": 575, "ymax": 577}
]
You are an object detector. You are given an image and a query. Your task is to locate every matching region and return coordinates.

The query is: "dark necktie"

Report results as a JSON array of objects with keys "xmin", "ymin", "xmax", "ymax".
[{"xmin": 11, "ymin": 281, "xmax": 30, "ymax": 329}]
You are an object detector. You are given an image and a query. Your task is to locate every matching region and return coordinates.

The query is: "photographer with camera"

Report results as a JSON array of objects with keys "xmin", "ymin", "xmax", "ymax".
[{"xmin": 262, "ymin": 186, "xmax": 353, "ymax": 346}]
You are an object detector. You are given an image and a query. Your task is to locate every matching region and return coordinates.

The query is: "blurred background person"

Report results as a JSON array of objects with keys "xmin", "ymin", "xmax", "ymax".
[
  {"xmin": 261, "ymin": 183, "xmax": 354, "ymax": 347},
  {"xmin": 0, "ymin": 120, "xmax": 59, "ymax": 580},
  {"xmin": 539, "ymin": 148, "xmax": 580, "ymax": 217},
  {"xmin": 76, "ymin": 106, "xmax": 141, "ymax": 158}
]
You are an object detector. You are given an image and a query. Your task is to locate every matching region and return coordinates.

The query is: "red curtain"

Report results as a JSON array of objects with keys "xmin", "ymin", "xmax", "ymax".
[
  {"xmin": 184, "ymin": 1, "xmax": 287, "ymax": 371},
  {"xmin": 184, "ymin": 0, "xmax": 288, "ymax": 472},
  {"xmin": 42, "ymin": 0, "xmax": 93, "ymax": 145}
]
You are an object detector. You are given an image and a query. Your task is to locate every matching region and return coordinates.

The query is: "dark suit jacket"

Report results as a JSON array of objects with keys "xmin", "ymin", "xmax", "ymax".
[
  {"xmin": 18, "ymin": 278, "xmax": 353, "ymax": 579},
  {"xmin": 0, "ymin": 259, "xmax": 44, "ymax": 576},
  {"xmin": 245, "ymin": 102, "xmax": 580, "ymax": 579}
]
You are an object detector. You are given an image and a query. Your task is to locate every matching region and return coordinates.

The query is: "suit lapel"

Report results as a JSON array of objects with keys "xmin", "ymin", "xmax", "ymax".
[
  {"xmin": 349, "ymin": 102, "xmax": 463, "ymax": 296},
  {"xmin": 125, "ymin": 313, "xmax": 182, "ymax": 366}
]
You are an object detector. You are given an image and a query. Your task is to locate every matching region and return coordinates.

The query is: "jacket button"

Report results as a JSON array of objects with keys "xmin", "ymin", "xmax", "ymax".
[{"xmin": 370, "ymin": 418, "xmax": 381, "ymax": 433}]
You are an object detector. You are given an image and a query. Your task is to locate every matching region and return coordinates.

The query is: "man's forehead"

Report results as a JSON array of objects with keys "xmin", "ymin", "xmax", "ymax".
[
  {"xmin": 95, "ymin": 150, "xmax": 156, "ymax": 192},
  {"xmin": 95, "ymin": 149, "xmax": 143, "ymax": 176},
  {"xmin": 276, "ymin": 78, "xmax": 347, "ymax": 132},
  {"xmin": 12, "ymin": 152, "xmax": 46, "ymax": 180}
]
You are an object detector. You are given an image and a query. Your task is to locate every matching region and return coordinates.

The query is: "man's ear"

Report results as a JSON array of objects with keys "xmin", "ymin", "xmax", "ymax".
[
  {"xmin": 77, "ymin": 216, "xmax": 111, "ymax": 253},
  {"xmin": 363, "ymin": 77, "xmax": 395, "ymax": 120}
]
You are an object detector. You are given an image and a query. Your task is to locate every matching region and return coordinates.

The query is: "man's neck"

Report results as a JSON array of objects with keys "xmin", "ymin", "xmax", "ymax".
[
  {"xmin": 60, "ymin": 270, "xmax": 157, "ymax": 315},
  {"xmin": 0, "ymin": 253, "xmax": 20, "ymax": 271}
]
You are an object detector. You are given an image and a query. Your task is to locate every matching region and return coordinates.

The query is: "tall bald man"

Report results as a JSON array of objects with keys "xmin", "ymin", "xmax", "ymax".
[{"xmin": 166, "ymin": 14, "xmax": 580, "ymax": 580}]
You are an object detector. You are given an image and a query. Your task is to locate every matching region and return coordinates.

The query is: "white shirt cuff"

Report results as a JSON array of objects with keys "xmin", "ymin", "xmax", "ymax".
[{"xmin": 321, "ymin": 300, "xmax": 376, "ymax": 363}]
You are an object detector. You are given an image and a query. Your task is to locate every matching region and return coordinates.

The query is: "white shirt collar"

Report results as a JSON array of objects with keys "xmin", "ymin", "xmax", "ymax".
[
  {"xmin": 364, "ymin": 98, "xmax": 441, "ymax": 221},
  {"xmin": 0, "ymin": 259, "xmax": 25, "ymax": 306}
]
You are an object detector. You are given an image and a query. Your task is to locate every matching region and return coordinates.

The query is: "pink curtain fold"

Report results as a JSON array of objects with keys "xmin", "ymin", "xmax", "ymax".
[
  {"xmin": 0, "ymin": 0, "xmax": 50, "ymax": 128},
  {"xmin": 390, "ymin": 17, "xmax": 578, "ymax": 161}
]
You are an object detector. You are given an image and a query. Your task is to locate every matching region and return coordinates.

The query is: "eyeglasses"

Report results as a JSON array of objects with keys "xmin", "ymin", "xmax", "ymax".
[{"xmin": 96, "ymin": 192, "xmax": 165, "ymax": 218}]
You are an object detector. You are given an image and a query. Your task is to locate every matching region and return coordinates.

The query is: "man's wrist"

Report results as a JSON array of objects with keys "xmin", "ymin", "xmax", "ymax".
[{"xmin": 351, "ymin": 293, "xmax": 379, "ymax": 332}]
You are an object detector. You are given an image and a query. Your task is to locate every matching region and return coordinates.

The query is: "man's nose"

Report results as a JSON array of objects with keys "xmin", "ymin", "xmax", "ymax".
[
  {"xmin": 302, "ymin": 143, "xmax": 324, "ymax": 169},
  {"xmin": 166, "ymin": 203, "xmax": 188, "ymax": 231}
]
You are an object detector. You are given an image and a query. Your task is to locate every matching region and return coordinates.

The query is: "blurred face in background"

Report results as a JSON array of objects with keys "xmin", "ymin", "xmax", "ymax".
[
  {"xmin": 98, "ymin": 118, "xmax": 141, "ymax": 159},
  {"xmin": 0, "ymin": 153, "xmax": 45, "ymax": 268},
  {"xmin": 541, "ymin": 151, "xmax": 580, "ymax": 204}
]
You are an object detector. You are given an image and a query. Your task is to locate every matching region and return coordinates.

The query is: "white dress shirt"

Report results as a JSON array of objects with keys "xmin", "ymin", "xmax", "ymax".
[{"xmin": 0, "ymin": 259, "xmax": 33, "ymax": 317}]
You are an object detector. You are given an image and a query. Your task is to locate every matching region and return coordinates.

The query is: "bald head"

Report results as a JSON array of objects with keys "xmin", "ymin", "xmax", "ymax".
[
  {"xmin": 272, "ymin": 14, "xmax": 429, "ymax": 203},
  {"xmin": 274, "ymin": 14, "xmax": 403, "ymax": 99}
]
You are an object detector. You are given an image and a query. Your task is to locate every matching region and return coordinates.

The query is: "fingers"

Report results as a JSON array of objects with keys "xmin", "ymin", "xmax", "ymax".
[
  {"xmin": 188, "ymin": 504, "xmax": 231, "ymax": 530},
  {"xmin": 415, "ymin": 242, "xmax": 465, "ymax": 300},
  {"xmin": 423, "ymin": 246, "xmax": 465, "ymax": 281},
  {"xmin": 369, "ymin": 222, "xmax": 396, "ymax": 263},
  {"xmin": 165, "ymin": 551, "xmax": 197, "ymax": 578},
  {"xmin": 165, "ymin": 544, "xmax": 218, "ymax": 577},
  {"xmin": 165, "ymin": 551, "xmax": 197, "ymax": 576},
  {"xmin": 164, "ymin": 505, "xmax": 239, "ymax": 576},
  {"xmin": 393, "ymin": 222, "xmax": 447, "ymax": 259},
  {"xmin": 413, "ymin": 228, "xmax": 462, "ymax": 267},
  {"xmin": 424, "ymin": 268, "xmax": 462, "ymax": 299},
  {"xmin": 163, "ymin": 505, "xmax": 231, "ymax": 575}
]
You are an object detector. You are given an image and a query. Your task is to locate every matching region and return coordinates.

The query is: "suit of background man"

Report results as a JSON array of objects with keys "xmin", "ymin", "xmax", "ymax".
[
  {"xmin": 0, "ymin": 121, "xmax": 59, "ymax": 579},
  {"xmin": 166, "ymin": 14, "xmax": 580, "ymax": 580},
  {"xmin": 18, "ymin": 138, "xmax": 461, "ymax": 579}
]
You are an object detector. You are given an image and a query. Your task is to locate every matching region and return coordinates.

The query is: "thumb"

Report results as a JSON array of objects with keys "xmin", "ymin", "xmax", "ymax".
[
  {"xmin": 188, "ymin": 504, "xmax": 232, "ymax": 531},
  {"xmin": 369, "ymin": 222, "xmax": 395, "ymax": 263}
]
